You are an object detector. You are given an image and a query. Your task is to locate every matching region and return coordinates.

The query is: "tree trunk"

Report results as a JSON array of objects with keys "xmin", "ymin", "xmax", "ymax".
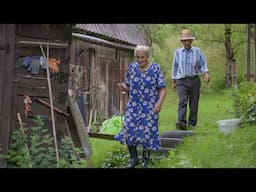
[{"xmin": 224, "ymin": 24, "xmax": 235, "ymax": 88}]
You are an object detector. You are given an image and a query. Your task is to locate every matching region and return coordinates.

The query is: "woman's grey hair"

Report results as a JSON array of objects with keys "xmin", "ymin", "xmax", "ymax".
[{"xmin": 134, "ymin": 45, "xmax": 151, "ymax": 57}]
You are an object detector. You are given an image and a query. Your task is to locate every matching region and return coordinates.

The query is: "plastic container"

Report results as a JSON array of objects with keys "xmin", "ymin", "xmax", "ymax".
[{"xmin": 216, "ymin": 118, "xmax": 241, "ymax": 135}]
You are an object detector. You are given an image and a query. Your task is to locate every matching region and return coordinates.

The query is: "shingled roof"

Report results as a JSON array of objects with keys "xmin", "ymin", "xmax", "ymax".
[{"xmin": 73, "ymin": 24, "xmax": 150, "ymax": 46}]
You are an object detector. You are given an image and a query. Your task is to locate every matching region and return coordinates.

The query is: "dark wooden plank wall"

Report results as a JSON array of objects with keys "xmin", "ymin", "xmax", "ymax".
[
  {"xmin": 109, "ymin": 59, "xmax": 120, "ymax": 115},
  {"xmin": 70, "ymin": 39, "xmax": 96, "ymax": 125},
  {"xmin": 1, "ymin": 25, "xmax": 72, "ymax": 168},
  {"xmin": 70, "ymin": 39, "xmax": 133, "ymax": 127},
  {"xmin": 97, "ymin": 46, "xmax": 123, "ymax": 119},
  {"xmin": 0, "ymin": 24, "xmax": 15, "ymax": 167},
  {"xmin": 117, "ymin": 50, "xmax": 133, "ymax": 114},
  {"xmin": 16, "ymin": 24, "xmax": 71, "ymax": 42},
  {"xmin": 13, "ymin": 46, "xmax": 70, "ymax": 139}
]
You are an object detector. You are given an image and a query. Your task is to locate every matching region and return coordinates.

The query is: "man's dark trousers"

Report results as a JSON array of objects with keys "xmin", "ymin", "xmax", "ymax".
[{"xmin": 176, "ymin": 76, "xmax": 201, "ymax": 129}]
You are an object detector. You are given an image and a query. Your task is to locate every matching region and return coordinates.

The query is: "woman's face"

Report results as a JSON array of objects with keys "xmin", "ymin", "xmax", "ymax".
[{"xmin": 135, "ymin": 50, "xmax": 149, "ymax": 68}]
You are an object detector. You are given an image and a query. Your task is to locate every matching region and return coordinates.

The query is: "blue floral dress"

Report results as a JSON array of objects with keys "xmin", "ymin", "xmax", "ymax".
[{"xmin": 114, "ymin": 62, "xmax": 166, "ymax": 150}]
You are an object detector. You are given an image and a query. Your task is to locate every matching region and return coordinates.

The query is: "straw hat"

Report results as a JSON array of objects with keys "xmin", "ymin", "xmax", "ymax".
[{"xmin": 180, "ymin": 29, "xmax": 195, "ymax": 40}]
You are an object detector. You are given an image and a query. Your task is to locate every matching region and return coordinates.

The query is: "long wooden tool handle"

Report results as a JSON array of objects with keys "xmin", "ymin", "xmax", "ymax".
[{"xmin": 35, "ymin": 98, "xmax": 70, "ymax": 117}]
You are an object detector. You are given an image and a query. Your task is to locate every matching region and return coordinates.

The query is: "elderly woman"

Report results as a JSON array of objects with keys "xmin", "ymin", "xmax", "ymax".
[{"xmin": 114, "ymin": 45, "xmax": 166, "ymax": 168}]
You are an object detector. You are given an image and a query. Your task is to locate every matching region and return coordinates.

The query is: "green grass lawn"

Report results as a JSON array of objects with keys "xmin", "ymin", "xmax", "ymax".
[
  {"xmin": 88, "ymin": 86, "xmax": 235, "ymax": 168},
  {"xmin": 159, "ymin": 86, "xmax": 234, "ymax": 133},
  {"xmin": 89, "ymin": 138, "xmax": 120, "ymax": 168}
]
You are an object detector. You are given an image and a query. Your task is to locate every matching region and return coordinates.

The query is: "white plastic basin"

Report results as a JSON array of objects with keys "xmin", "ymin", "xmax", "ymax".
[{"xmin": 216, "ymin": 118, "xmax": 241, "ymax": 135}]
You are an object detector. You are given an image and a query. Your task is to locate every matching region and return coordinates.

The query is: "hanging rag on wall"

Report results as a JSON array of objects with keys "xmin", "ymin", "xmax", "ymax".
[
  {"xmin": 22, "ymin": 56, "xmax": 60, "ymax": 78},
  {"xmin": 48, "ymin": 58, "xmax": 60, "ymax": 73},
  {"xmin": 23, "ymin": 95, "xmax": 34, "ymax": 118},
  {"xmin": 40, "ymin": 57, "xmax": 60, "ymax": 79},
  {"xmin": 22, "ymin": 56, "xmax": 41, "ymax": 74}
]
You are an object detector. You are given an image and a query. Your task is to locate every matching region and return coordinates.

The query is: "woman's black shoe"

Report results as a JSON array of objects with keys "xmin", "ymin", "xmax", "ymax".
[
  {"xmin": 142, "ymin": 158, "xmax": 148, "ymax": 168},
  {"xmin": 127, "ymin": 158, "xmax": 139, "ymax": 168},
  {"xmin": 141, "ymin": 148, "xmax": 150, "ymax": 168}
]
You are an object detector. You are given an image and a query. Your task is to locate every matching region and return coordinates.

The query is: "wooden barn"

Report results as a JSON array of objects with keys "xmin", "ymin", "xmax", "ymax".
[
  {"xmin": 0, "ymin": 24, "xmax": 72, "ymax": 167},
  {"xmin": 0, "ymin": 24, "xmax": 150, "ymax": 167},
  {"xmin": 69, "ymin": 24, "xmax": 150, "ymax": 130}
]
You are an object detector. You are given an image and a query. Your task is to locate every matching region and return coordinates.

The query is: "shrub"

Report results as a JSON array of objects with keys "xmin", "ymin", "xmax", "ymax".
[
  {"xmin": 101, "ymin": 145, "xmax": 129, "ymax": 168},
  {"xmin": 2, "ymin": 116, "xmax": 85, "ymax": 168}
]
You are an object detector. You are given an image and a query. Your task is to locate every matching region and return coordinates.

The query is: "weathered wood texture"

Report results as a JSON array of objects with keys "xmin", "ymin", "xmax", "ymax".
[
  {"xmin": 0, "ymin": 24, "xmax": 72, "ymax": 168},
  {"xmin": 13, "ymin": 24, "xmax": 71, "ymax": 140},
  {"xmin": 0, "ymin": 24, "xmax": 16, "ymax": 167},
  {"xmin": 69, "ymin": 39, "xmax": 133, "ymax": 127}
]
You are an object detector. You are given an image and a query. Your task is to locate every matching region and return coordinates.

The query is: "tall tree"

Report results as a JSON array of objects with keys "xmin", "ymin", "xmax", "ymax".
[{"xmin": 224, "ymin": 24, "xmax": 233, "ymax": 87}]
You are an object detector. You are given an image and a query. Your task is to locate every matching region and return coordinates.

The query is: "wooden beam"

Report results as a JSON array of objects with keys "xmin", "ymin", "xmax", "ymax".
[
  {"xmin": 19, "ymin": 40, "xmax": 68, "ymax": 48},
  {"xmin": 88, "ymin": 132, "xmax": 183, "ymax": 148}
]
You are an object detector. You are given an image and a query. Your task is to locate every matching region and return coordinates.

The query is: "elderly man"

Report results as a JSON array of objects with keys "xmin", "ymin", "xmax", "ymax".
[{"xmin": 171, "ymin": 29, "xmax": 210, "ymax": 130}]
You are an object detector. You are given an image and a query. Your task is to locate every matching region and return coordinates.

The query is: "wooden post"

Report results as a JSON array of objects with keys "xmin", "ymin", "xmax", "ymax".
[
  {"xmin": 254, "ymin": 24, "xmax": 256, "ymax": 82},
  {"xmin": 68, "ymin": 97, "xmax": 92, "ymax": 167},
  {"xmin": 246, "ymin": 24, "xmax": 251, "ymax": 81},
  {"xmin": 17, "ymin": 113, "xmax": 32, "ymax": 168},
  {"xmin": 40, "ymin": 44, "xmax": 59, "ymax": 167}
]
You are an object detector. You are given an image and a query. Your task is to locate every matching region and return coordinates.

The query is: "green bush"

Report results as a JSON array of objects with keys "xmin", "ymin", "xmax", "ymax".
[
  {"xmin": 101, "ymin": 145, "xmax": 129, "ymax": 168},
  {"xmin": 233, "ymin": 81, "xmax": 256, "ymax": 125},
  {"xmin": 2, "ymin": 116, "xmax": 86, "ymax": 168}
]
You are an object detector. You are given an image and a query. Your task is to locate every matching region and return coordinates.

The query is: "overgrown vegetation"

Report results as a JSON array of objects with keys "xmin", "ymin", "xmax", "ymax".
[
  {"xmin": 90, "ymin": 24, "xmax": 255, "ymax": 168},
  {"xmin": 232, "ymin": 81, "xmax": 256, "ymax": 125},
  {"xmin": 93, "ymin": 83, "xmax": 256, "ymax": 168},
  {"xmin": 153, "ymin": 82, "xmax": 256, "ymax": 168},
  {"xmin": 1, "ymin": 116, "xmax": 86, "ymax": 168},
  {"xmin": 101, "ymin": 145, "xmax": 129, "ymax": 168},
  {"xmin": 156, "ymin": 124, "xmax": 256, "ymax": 168}
]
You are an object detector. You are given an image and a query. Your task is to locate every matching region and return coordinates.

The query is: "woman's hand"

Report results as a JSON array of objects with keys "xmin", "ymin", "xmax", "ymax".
[
  {"xmin": 117, "ymin": 82, "xmax": 129, "ymax": 92},
  {"xmin": 153, "ymin": 102, "xmax": 161, "ymax": 113},
  {"xmin": 154, "ymin": 87, "xmax": 166, "ymax": 113}
]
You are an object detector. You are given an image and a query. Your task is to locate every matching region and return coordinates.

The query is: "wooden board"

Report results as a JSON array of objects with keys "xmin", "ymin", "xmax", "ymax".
[{"xmin": 88, "ymin": 132, "xmax": 115, "ymax": 140}]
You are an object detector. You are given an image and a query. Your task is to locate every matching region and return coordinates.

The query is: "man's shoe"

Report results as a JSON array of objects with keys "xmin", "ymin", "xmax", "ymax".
[
  {"xmin": 127, "ymin": 158, "xmax": 139, "ymax": 168},
  {"xmin": 176, "ymin": 123, "xmax": 187, "ymax": 130},
  {"xmin": 188, "ymin": 124, "xmax": 196, "ymax": 129}
]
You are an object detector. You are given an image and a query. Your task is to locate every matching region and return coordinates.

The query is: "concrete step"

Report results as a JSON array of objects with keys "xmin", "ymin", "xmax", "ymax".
[
  {"xmin": 160, "ymin": 137, "xmax": 183, "ymax": 148},
  {"xmin": 160, "ymin": 130, "xmax": 196, "ymax": 139},
  {"xmin": 137, "ymin": 147, "xmax": 173, "ymax": 161}
]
